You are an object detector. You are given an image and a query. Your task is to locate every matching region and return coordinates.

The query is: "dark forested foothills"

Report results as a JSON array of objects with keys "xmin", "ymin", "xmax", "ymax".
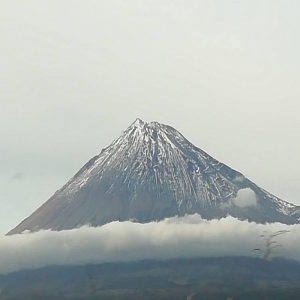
[{"xmin": 1, "ymin": 258, "xmax": 300, "ymax": 300}]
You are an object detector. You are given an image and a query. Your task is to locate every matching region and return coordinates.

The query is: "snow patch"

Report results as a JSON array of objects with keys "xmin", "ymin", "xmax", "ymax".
[{"xmin": 233, "ymin": 174, "xmax": 245, "ymax": 182}]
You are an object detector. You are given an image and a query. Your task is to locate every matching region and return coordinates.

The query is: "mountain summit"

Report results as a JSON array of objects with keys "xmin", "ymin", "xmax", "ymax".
[{"xmin": 8, "ymin": 119, "xmax": 300, "ymax": 234}]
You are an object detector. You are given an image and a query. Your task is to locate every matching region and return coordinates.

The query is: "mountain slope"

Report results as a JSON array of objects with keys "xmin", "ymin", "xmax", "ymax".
[{"xmin": 8, "ymin": 119, "xmax": 300, "ymax": 234}]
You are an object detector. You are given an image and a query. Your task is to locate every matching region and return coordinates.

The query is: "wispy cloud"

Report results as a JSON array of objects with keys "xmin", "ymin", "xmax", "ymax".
[
  {"xmin": 1, "ymin": 215, "xmax": 299, "ymax": 275},
  {"xmin": 11, "ymin": 172, "xmax": 24, "ymax": 180}
]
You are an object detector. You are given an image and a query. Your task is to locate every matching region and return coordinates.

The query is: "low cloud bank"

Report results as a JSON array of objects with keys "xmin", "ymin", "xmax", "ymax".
[{"xmin": 1, "ymin": 215, "xmax": 300, "ymax": 275}]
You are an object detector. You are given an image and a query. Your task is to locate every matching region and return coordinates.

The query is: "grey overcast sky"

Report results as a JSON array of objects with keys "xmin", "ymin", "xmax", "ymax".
[{"xmin": 1, "ymin": 0, "xmax": 300, "ymax": 234}]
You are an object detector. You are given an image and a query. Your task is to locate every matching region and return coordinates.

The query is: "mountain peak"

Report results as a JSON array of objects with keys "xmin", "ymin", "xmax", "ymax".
[
  {"xmin": 8, "ymin": 120, "xmax": 300, "ymax": 234},
  {"xmin": 132, "ymin": 118, "xmax": 145, "ymax": 127},
  {"xmin": 123, "ymin": 119, "xmax": 175, "ymax": 146},
  {"xmin": 130, "ymin": 118, "xmax": 165, "ymax": 131}
]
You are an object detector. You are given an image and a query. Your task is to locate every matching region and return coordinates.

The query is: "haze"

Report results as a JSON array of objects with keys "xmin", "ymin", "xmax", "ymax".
[{"xmin": 1, "ymin": 0, "xmax": 300, "ymax": 234}]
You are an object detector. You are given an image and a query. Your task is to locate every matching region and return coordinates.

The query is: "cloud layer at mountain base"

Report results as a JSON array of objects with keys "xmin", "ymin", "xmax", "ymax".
[{"xmin": 1, "ymin": 215, "xmax": 300, "ymax": 275}]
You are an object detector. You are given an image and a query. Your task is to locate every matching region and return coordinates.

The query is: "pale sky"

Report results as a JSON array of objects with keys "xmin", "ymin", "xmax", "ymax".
[{"xmin": 1, "ymin": 0, "xmax": 300, "ymax": 234}]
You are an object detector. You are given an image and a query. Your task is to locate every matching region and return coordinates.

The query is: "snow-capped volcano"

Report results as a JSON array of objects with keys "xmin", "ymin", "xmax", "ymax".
[{"xmin": 8, "ymin": 119, "xmax": 300, "ymax": 234}]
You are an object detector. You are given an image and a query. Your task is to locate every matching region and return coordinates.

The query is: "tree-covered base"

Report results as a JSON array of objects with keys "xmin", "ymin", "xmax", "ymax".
[{"xmin": 1, "ymin": 257, "xmax": 300, "ymax": 300}]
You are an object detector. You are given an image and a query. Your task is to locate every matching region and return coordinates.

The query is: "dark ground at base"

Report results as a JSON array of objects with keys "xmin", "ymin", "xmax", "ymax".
[{"xmin": 1, "ymin": 257, "xmax": 300, "ymax": 300}]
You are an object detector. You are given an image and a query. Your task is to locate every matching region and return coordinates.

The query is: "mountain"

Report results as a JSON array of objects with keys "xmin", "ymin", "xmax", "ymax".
[{"xmin": 8, "ymin": 119, "xmax": 300, "ymax": 234}]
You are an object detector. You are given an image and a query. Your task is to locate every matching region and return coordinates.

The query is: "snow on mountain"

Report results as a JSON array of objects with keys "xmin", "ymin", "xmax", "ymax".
[{"xmin": 8, "ymin": 119, "xmax": 300, "ymax": 235}]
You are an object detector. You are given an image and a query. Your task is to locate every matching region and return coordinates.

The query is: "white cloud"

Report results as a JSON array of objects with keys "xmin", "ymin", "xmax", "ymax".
[
  {"xmin": 233, "ymin": 188, "xmax": 258, "ymax": 208},
  {"xmin": 0, "ymin": 215, "xmax": 299, "ymax": 275}
]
